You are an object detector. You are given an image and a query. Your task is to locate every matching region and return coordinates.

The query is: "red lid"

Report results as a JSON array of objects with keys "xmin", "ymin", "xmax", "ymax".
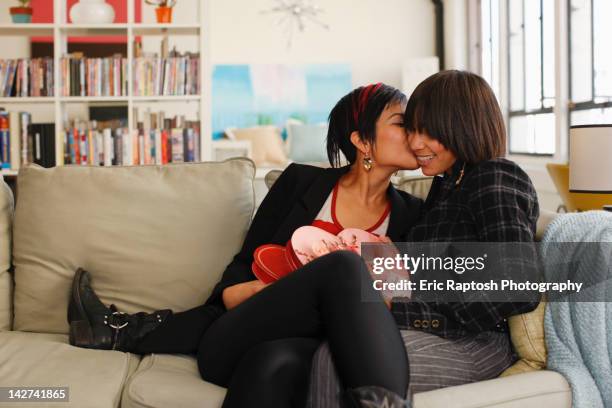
[{"xmin": 252, "ymin": 244, "xmax": 295, "ymax": 283}]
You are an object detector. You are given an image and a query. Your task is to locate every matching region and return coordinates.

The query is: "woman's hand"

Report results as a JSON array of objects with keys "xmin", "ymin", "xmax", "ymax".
[{"xmin": 222, "ymin": 280, "xmax": 269, "ymax": 310}]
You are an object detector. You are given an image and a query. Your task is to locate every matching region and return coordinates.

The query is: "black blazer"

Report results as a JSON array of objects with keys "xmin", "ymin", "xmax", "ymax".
[{"xmin": 203, "ymin": 163, "xmax": 423, "ymax": 313}]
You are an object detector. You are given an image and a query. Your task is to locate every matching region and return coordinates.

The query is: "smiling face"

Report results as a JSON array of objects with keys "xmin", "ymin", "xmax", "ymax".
[
  {"xmin": 404, "ymin": 71, "xmax": 507, "ymax": 171},
  {"xmin": 363, "ymin": 103, "xmax": 418, "ymax": 171},
  {"xmin": 407, "ymin": 130, "xmax": 457, "ymax": 176}
]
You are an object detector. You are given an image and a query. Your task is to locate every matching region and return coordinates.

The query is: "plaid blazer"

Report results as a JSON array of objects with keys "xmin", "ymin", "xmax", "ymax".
[{"xmin": 390, "ymin": 158, "xmax": 540, "ymax": 338}]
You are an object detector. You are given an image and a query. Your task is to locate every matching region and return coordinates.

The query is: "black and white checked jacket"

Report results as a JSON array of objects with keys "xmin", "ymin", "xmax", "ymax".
[{"xmin": 391, "ymin": 158, "xmax": 540, "ymax": 338}]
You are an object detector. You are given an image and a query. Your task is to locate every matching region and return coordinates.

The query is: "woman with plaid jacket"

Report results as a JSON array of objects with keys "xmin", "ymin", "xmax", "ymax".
[{"xmin": 307, "ymin": 70, "xmax": 540, "ymax": 407}]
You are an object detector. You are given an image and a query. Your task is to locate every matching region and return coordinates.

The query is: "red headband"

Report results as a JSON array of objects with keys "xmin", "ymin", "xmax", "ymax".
[{"xmin": 352, "ymin": 83, "xmax": 383, "ymax": 125}]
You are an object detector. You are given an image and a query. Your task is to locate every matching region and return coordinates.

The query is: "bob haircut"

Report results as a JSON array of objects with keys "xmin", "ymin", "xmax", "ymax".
[
  {"xmin": 327, "ymin": 84, "xmax": 407, "ymax": 167},
  {"xmin": 404, "ymin": 70, "xmax": 506, "ymax": 164}
]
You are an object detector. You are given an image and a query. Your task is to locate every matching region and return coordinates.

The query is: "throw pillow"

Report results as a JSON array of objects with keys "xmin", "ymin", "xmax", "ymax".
[
  {"xmin": 500, "ymin": 300, "xmax": 547, "ymax": 377},
  {"xmin": 226, "ymin": 126, "xmax": 288, "ymax": 166},
  {"xmin": 286, "ymin": 122, "xmax": 328, "ymax": 164}
]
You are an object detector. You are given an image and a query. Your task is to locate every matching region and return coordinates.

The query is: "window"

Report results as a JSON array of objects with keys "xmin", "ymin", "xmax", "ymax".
[
  {"xmin": 478, "ymin": 0, "xmax": 612, "ymax": 158},
  {"xmin": 481, "ymin": 0, "xmax": 501, "ymax": 99},
  {"xmin": 569, "ymin": 0, "xmax": 612, "ymax": 125},
  {"xmin": 506, "ymin": 0, "xmax": 556, "ymax": 155},
  {"xmin": 480, "ymin": 0, "xmax": 556, "ymax": 156}
]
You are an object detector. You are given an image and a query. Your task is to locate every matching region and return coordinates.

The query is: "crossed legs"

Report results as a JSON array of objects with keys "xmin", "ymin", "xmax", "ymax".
[{"xmin": 197, "ymin": 251, "xmax": 409, "ymax": 407}]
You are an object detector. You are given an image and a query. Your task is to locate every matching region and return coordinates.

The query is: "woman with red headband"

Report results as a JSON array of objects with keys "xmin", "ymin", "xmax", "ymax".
[{"xmin": 67, "ymin": 83, "xmax": 422, "ymax": 407}]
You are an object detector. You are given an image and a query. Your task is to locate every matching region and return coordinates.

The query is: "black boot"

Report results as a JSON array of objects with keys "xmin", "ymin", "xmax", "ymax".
[
  {"xmin": 344, "ymin": 386, "xmax": 410, "ymax": 408},
  {"xmin": 68, "ymin": 268, "xmax": 172, "ymax": 352}
]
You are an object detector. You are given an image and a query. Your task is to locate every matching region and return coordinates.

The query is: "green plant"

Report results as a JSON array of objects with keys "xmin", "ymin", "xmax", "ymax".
[
  {"xmin": 289, "ymin": 113, "xmax": 308, "ymax": 123},
  {"xmin": 16, "ymin": 0, "xmax": 31, "ymax": 7},
  {"xmin": 257, "ymin": 114, "xmax": 274, "ymax": 126},
  {"xmin": 144, "ymin": 0, "xmax": 177, "ymax": 7}
]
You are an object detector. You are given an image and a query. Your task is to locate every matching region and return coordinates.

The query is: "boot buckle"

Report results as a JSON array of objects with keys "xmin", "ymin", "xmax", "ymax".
[{"xmin": 108, "ymin": 311, "xmax": 129, "ymax": 330}]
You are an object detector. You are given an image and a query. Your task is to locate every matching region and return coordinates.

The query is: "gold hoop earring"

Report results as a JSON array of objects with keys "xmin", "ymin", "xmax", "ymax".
[
  {"xmin": 363, "ymin": 156, "xmax": 373, "ymax": 172},
  {"xmin": 455, "ymin": 163, "xmax": 466, "ymax": 186}
]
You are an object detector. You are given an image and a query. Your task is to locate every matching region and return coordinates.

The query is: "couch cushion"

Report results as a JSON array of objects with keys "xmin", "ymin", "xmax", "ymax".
[
  {"xmin": 13, "ymin": 159, "xmax": 255, "ymax": 334},
  {"xmin": 501, "ymin": 301, "xmax": 547, "ymax": 377},
  {"xmin": 122, "ymin": 354, "xmax": 226, "ymax": 408},
  {"xmin": 394, "ymin": 176, "xmax": 433, "ymax": 201},
  {"xmin": 286, "ymin": 122, "xmax": 328, "ymax": 164},
  {"xmin": 226, "ymin": 126, "xmax": 288, "ymax": 167},
  {"xmin": 0, "ymin": 179, "xmax": 13, "ymax": 331},
  {"xmin": 412, "ymin": 370, "xmax": 571, "ymax": 408},
  {"xmin": 536, "ymin": 210, "xmax": 557, "ymax": 241},
  {"xmin": 0, "ymin": 331, "xmax": 140, "ymax": 408},
  {"xmin": 500, "ymin": 211, "xmax": 557, "ymax": 376}
]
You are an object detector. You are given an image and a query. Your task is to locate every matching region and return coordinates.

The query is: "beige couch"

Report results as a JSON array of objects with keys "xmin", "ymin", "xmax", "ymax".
[{"xmin": 0, "ymin": 159, "xmax": 571, "ymax": 408}]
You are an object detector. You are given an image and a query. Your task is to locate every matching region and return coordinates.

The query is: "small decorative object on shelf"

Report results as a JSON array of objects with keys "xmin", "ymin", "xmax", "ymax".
[
  {"xmin": 9, "ymin": 0, "xmax": 33, "ymax": 24},
  {"xmin": 145, "ymin": 0, "xmax": 178, "ymax": 23},
  {"xmin": 69, "ymin": 0, "xmax": 116, "ymax": 24}
]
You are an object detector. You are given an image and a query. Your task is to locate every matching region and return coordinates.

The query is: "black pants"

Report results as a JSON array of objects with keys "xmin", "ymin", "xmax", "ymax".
[{"xmin": 135, "ymin": 251, "xmax": 409, "ymax": 407}]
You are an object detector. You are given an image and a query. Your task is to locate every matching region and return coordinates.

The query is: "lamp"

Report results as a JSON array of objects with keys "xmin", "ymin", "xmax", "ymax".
[{"xmin": 569, "ymin": 125, "xmax": 612, "ymax": 211}]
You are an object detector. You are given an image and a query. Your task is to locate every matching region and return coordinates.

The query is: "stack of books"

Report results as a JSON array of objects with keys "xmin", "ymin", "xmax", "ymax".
[
  {"xmin": 0, "ymin": 59, "xmax": 54, "ymax": 97},
  {"xmin": 0, "ymin": 110, "xmax": 55, "ymax": 169},
  {"xmin": 61, "ymin": 53, "xmax": 127, "ymax": 97},
  {"xmin": 63, "ymin": 113, "xmax": 200, "ymax": 166},
  {"xmin": 132, "ymin": 52, "xmax": 200, "ymax": 97}
]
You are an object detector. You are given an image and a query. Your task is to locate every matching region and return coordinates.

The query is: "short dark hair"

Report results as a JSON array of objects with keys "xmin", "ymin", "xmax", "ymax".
[
  {"xmin": 404, "ymin": 70, "xmax": 506, "ymax": 164},
  {"xmin": 327, "ymin": 83, "xmax": 407, "ymax": 167}
]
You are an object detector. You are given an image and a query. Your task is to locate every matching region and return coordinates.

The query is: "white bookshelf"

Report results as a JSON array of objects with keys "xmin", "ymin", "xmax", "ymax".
[{"xmin": 0, "ymin": 0, "xmax": 212, "ymax": 167}]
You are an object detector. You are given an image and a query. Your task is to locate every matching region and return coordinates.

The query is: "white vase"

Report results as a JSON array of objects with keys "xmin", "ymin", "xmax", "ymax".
[{"xmin": 69, "ymin": 0, "xmax": 116, "ymax": 24}]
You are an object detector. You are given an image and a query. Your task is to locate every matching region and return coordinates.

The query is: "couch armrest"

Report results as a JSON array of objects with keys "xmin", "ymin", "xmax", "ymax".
[
  {"xmin": 413, "ymin": 370, "xmax": 571, "ymax": 408},
  {"xmin": 0, "ymin": 178, "xmax": 14, "ymax": 331}
]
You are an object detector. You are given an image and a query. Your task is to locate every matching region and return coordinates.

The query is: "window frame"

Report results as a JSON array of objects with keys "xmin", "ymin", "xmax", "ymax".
[
  {"xmin": 472, "ymin": 0, "xmax": 569, "ymax": 163},
  {"xmin": 505, "ymin": 0, "xmax": 555, "ymax": 157},
  {"xmin": 567, "ymin": 0, "xmax": 612, "ymax": 119}
]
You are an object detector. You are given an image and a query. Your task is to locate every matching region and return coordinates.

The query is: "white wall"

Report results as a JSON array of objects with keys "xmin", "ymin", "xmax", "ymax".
[
  {"xmin": 208, "ymin": 0, "xmax": 436, "ymax": 89},
  {"xmin": 443, "ymin": 0, "xmax": 468, "ymax": 70}
]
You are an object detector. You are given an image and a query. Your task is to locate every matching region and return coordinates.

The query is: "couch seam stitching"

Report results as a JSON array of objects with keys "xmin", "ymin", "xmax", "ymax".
[{"xmin": 126, "ymin": 354, "xmax": 157, "ymax": 408}]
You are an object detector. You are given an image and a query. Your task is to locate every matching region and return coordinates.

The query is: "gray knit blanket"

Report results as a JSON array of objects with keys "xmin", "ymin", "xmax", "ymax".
[{"xmin": 542, "ymin": 211, "xmax": 612, "ymax": 408}]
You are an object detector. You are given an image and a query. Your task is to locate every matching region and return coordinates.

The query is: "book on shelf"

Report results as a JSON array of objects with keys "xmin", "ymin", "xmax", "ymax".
[
  {"xmin": 0, "ymin": 58, "xmax": 54, "ymax": 97},
  {"xmin": 0, "ymin": 110, "xmax": 55, "ymax": 170},
  {"xmin": 0, "ymin": 112, "xmax": 8, "ymax": 169},
  {"xmin": 132, "ymin": 49, "xmax": 200, "ymax": 97},
  {"xmin": 61, "ymin": 53, "xmax": 127, "ymax": 97},
  {"xmin": 28, "ymin": 123, "xmax": 56, "ymax": 168},
  {"xmin": 63, "ymin": 114, "xmax": 200, "ymax": 167}
]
